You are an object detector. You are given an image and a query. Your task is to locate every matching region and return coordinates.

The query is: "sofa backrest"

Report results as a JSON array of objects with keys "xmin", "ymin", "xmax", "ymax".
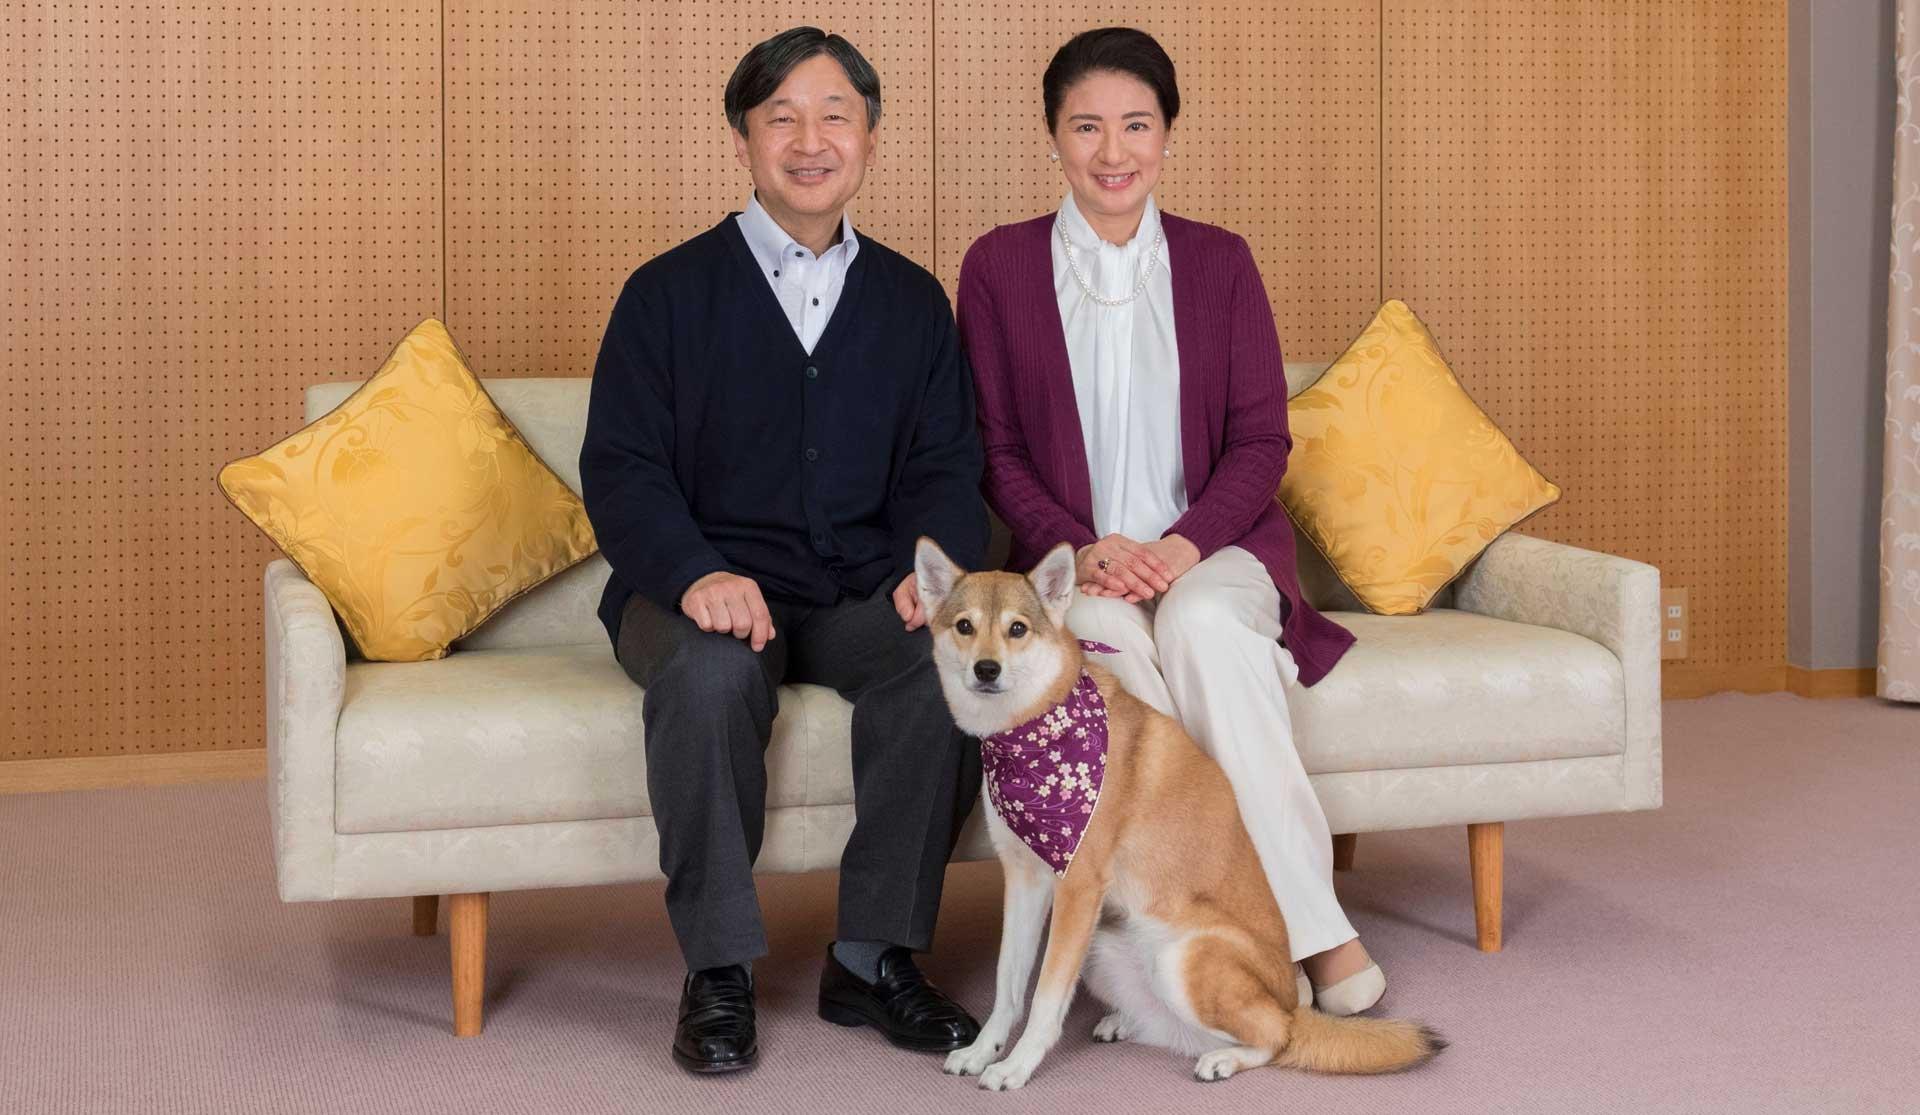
[{"xmin": 302, "ymin": 359, "xmax": 1392, "ymax": 654}]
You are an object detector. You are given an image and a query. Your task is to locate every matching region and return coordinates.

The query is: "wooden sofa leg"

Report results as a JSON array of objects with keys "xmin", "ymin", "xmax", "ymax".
[
  {"xmin": 1468, "ymin": 822, "xmax": 1504, "ymax": 952},
  {"xmin": 412, "ymin": 895, "xmax": 439, "ymax": 937},
  {"xmin": 449, "ymin": 892, "xmax": 489, "ymax": 1037},
  {"xmin": 1332, "ymin": 833, "xmax": 1357, "ymax": 871}
]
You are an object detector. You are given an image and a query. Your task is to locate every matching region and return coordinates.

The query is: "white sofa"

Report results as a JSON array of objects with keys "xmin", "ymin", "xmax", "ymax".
[{"xmin": 263, "ymin": 371, "xmax": 1662, "ymax": 1036}]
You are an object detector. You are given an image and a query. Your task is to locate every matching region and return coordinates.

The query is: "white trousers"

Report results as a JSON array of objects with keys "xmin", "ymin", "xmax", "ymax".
[{"xmin": 1066, "ymin": 545, "xmax": 1357, "ymax": 961}]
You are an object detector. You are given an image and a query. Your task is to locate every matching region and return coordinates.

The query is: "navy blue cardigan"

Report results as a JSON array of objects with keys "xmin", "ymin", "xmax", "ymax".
[{"xmin": 580, "ymin": 215, "xmax": 988, "ymax": 646}]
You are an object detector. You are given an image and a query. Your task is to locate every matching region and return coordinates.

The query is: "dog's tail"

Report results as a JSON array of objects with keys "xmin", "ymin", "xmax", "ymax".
[{"xmin": 1272, "ymin": 1005, "xmax": 1446, "ymax": 1075}]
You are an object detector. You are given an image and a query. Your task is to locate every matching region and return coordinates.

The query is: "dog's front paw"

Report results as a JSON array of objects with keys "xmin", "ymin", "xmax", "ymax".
[
  {"xmin": 978, "ymin": 1054, "xmax": 1038, "ymax": 1092},
  {"xmin": 1091, "ymin": 1012, "xmax": 1135, "ymax": 1043},
  {"xmin": 943, "ymin": 1038, "xmax": 1002, "ymax": 1077}
]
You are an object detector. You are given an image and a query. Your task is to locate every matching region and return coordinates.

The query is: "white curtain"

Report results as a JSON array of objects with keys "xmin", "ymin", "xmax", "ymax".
[{"xmin": 1884, "ymin": 2, "xmax": 1920, "ymax": 701}]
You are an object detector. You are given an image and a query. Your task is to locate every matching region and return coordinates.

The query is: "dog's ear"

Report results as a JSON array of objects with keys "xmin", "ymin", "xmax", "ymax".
[
  {"xmin": 914, "ymin": 536, "xmax": 965, "ymax": 617},
  {"xmin": 1029, "ymin": 542, "xmax": 1077, "ymax": 626}
]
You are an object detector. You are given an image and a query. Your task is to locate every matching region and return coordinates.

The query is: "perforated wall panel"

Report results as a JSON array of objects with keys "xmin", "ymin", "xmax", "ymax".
[
  {"xmin": 4, "ymin": 1, "xmax": 443, "ymax": 758},
  {"xmin": 1383, "ymin": 0, "xmax": 1788, "ymax": 668},
  {"xmin": 443, "ymin": 3, "xmax": 935, "ymax": 378},
  {"xmin": 4, "ymin": 2, "xmax": 1788, "ymax": 761},
  {"xmin": 932, "ymin": 1, "xmax": 1382, "ymax": 359}
]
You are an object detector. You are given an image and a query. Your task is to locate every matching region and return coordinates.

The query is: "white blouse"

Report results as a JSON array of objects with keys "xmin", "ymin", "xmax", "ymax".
[{"xmin": 1051, "ymin": 192, "xmax": 1186, "ymax": 541}]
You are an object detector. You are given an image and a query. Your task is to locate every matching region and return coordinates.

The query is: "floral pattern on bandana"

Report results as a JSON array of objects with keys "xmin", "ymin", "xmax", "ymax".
[{"xmin": 980, "ymin": 640, "xmax": 1119, "ymax": 876}]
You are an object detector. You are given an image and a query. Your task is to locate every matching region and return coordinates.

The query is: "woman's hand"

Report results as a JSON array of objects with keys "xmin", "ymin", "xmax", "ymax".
[
  {"xmin": 1141, "ymin": 534, "xmax": 1201, "ymax": 582},
  {"xmin": 1075, "ymin": 534, "xmax": 1175, "ymax": 602},
  {"xmin": 1078, "ymin": 535, "xmax": 1202, "ymax": 602}
]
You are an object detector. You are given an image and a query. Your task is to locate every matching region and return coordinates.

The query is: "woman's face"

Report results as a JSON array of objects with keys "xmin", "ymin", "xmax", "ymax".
[{"xmin": 1050, "ymin": 69, "xmax": 1169, "ymax": 237}]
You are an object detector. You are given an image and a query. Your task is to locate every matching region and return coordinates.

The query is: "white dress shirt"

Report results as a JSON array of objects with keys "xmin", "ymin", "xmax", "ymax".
[
  {"xmin": 1052, "ymin": 191, "xmax": 1186, "ymax": 541},
  {"xmin": 736, "ymin": 193, "xmax": 860, "ymax": 354}
]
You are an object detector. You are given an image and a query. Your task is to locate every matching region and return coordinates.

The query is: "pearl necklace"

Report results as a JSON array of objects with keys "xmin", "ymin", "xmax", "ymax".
[{"xmin": 1056, "ymin": 215, "xmax": 1165, "ymax": 308}]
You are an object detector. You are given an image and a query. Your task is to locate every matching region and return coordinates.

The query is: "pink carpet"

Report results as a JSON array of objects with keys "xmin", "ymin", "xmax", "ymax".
[{"xmin": 3, "ymin": 692, "xmax": 1916, "ymax": 1114}]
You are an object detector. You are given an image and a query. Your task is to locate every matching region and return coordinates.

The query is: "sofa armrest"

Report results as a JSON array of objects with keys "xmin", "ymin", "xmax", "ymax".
[
  {"xmin": 1452, "ymin": 533, "xmax": 1663, "ymax": 810},
  {"xmin": 264, "ymin": 560, "xmax": 346, "ymax": 900}
]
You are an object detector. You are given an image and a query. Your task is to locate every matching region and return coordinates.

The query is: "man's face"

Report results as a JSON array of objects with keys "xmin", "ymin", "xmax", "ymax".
[{"xmin": 731, "ymin": 53, "xmax": 878, "ymax": 230}]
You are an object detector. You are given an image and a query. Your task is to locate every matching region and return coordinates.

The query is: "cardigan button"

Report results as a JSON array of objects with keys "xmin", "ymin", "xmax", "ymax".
[
  {"xmin": 805, "ymin": 364, "xmax": 819, "ymax": 379},
  {"xmin": 804, "ymin": 447, "xmax": 819, "ymax": 462}
]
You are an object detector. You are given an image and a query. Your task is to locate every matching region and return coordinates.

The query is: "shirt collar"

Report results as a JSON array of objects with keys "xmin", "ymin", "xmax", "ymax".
[
  {"xmin": 1059, "ymin": 190, "xmax": 1160, "ymax": 254},
  {"xmin": 739, "ymin": 193, "xmax": 859, "ymax": 273}
]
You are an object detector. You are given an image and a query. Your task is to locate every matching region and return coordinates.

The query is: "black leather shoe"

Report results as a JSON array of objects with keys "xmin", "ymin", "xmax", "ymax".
[
  {"xmin": 672, "ymin": 965, "xmax": 758, "ymax": 1075},
  {"xmin": 817, "ymin": 945, "xmax": 980, "ymax": 1052}
]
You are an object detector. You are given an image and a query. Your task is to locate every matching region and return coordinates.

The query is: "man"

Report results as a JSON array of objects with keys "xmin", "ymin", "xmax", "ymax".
[{"xmin": 579, "ymin": 27, "xmax": 987, "ymax": 1076}]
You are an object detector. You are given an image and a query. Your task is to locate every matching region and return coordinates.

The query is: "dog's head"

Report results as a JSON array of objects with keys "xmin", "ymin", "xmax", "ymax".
[{"xmin": 914, "ymin": 538, "xmax": 1080, "ymax": 737}]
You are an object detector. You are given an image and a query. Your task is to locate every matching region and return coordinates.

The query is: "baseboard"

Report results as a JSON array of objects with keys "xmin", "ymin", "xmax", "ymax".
[
  {"xmin": 1661, "ymin": 663, "xmax": 1884, "ymax": 700},
  {"xmin": 1661, "ymin": 664, "xmax": 1785, "ymax": 699},
  {"xmin": 1783, "ymin": 666, "xmax": 1879, "ymax": 699},
  {"xmin": 0, "ymin": 749, "xmax": 267, "ymax": 794}
]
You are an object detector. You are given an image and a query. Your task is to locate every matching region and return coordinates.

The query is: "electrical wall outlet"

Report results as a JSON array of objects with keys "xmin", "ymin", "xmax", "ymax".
[{"xmin": 1660, "ymin": 587, "xmax": 1688, "ymax": 660}]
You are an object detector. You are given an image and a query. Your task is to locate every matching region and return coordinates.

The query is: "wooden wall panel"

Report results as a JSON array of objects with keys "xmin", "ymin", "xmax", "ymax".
[
  {"xmin": 444, "ymin": 2, "xmax": 935, "ymax": 378},
  {"xmin": 4, "ymin": 1, "xmax": 1792, "ymax": 763},
  {"xmin": 3, "ymin": 2, "xmax": 443, "ymax": 759},
  {"xmin": 1383, "ymin": 0, "xmax": 1788, "ymax": 668},
  {"xmin": 932, "ymin": 1, "xmax": 1381, "ymax": 360}
]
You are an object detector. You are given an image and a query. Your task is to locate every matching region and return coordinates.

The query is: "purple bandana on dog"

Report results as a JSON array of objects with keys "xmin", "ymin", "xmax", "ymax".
[{"xmin": 980, "ymin": 640, "xmax": 1120, "ymax": 876}]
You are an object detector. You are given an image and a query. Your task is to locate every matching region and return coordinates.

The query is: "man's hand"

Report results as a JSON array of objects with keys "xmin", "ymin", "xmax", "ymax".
[
  {"xmin": 1075, "ymin": 534, "xmax": 1175, "ymax": 603},
  {"xmin": 681, "ymin": 571, "xmax": 776, "ymax": 652},
  {"xmin": 893, "ymin": 572, "xmax": 928, "ymax": 631}
]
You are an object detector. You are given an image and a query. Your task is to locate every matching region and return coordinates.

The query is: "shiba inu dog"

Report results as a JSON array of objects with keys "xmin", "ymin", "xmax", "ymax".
[{"xmin": 914, "ymin": 538, "xmax": 1443, "ymax": 1091}]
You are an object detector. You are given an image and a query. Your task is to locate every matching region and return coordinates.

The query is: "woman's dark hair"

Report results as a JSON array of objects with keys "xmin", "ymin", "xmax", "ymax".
[
  {"xmin": 1042, "ymin": 27, "xmax": 1179, "ymax": 133},
  {"xmin": 724, "ymin": 27, "xmax": 881, "ymax": 135}
]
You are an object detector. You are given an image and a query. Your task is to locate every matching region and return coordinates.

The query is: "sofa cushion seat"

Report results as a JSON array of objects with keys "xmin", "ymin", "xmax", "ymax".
[
  {"xmin": 333, "ymin": 644, "xmax": 855, "ymax": 835},
  {"xmin": 1285, "ymin": 609, "xmax": 1625, "ymax": 775},
  {"xmin": 335, "ymin": 610, "xmax": 1625, "ymax": 835}
]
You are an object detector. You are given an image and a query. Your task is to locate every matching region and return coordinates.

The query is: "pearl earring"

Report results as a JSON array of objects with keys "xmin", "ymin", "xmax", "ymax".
[
  {"xmin": 1049, "ymin": 151, "xmax": 1060, "ymax": 162},
  {"xmin": 1163, "ymin": 148, "xmax": 1172, "ymax": 157}
]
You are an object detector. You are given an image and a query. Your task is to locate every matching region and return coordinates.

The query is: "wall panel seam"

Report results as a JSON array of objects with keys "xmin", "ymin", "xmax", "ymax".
[
  {"xmin": 931, "ymin": 0, "xmax": 940, "ymax": 280},
  {"xmin": 440, "ymin": 0, "xmax": 449, "ymax": 323}
]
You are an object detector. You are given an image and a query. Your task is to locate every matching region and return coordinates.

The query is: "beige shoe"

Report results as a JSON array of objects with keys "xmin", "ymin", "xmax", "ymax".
[
  {"xmin": 1310, "ymin": 962, "xmax": 1386, "ymax": 1016},
  {"xmin": 1313, "ymin": 959, "xmax": 1390, "ymax": 1013},
  {"xmin": 1293, "ymin": 963, "xmax": 1313, "ymax": 1008}
]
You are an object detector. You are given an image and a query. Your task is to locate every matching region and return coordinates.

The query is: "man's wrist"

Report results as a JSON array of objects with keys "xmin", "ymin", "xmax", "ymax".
[{"xmin": 678, "ymin": 568, "xmax": 733, "ymax": 609}]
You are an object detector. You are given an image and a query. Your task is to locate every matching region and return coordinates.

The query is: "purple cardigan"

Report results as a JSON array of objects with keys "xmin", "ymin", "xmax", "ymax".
[{"xmin": 956, "ymin": 212, "xmax": 1355, "ymax": 687}]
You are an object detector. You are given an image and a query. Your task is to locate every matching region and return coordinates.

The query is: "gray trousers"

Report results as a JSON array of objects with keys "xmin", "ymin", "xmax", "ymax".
[{"xmin": 616, "ymin": 582, "xmax": 980, "ymax": 971}]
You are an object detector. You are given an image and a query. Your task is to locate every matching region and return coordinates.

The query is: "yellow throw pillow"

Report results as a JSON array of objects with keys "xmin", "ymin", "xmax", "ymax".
[
  {"xmin": 218, "ymin": 318, "xmax": 598, "ymax": 660},
  {"xmin": 1279, "ymin": 300, "xmax": 1560, "ymax": 615}
]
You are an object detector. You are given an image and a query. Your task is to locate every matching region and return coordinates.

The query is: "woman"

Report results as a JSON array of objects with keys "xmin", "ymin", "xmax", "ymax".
[{"xmin": 956, "ymin": 27, "xmax": 1383, "ymax": 1015}]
